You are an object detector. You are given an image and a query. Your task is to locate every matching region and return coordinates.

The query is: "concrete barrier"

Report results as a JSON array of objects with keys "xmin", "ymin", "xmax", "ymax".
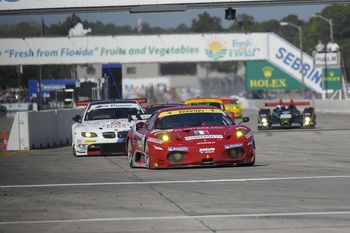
[
  {"xmin": 7, "ymin": 108, "xmax": 84, "ymax": 151},
  {"xmin": 1, "ymin": 102, "xmax": 33, "ymax": 111},
  {"xmin": 5, "ymin": 99, "xmax": 350, "ymax": 151}
]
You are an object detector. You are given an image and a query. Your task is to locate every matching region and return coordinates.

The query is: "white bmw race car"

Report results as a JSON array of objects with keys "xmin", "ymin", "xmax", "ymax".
[{"xmin": 71, "ymin": 99, "xmax": 148, "ymax": 156}]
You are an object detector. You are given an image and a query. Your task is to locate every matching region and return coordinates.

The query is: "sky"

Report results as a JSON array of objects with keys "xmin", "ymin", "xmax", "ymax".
[{"xmin": 0, "ymin": 4, "xmax": 330, "ymax": 28}]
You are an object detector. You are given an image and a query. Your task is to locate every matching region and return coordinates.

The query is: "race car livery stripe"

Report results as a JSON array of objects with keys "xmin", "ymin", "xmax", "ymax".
[{"xmin": 158, "ymin": 108, "xmax": 223, "ymax": 117}]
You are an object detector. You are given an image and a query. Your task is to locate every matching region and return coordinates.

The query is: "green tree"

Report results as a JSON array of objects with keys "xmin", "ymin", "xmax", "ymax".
[
  {"xmin": 228, "ymin": 14, "xmax": 256, "ymax": 32},
  {"xmin": 191, "ymin": 12, "xmax": 223, "ymax": 33},
  {"xmin": 49, "ymin": 14, "xmax": 85, "ymax": 36},
  {"xmin": 278, "ymin": 14, "xmax": 304, "ymax": 48},
  {"xmin": 0, "ymin": 22, "xmax": 41, "ymax": 38}
]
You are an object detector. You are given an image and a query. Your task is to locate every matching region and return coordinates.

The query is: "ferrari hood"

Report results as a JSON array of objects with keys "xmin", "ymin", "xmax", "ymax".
[{"xmin": 153, "ymin": 126, "xmax": 239, "ymax": 142}]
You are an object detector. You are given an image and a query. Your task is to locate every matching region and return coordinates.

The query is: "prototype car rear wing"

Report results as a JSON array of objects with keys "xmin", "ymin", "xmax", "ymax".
[{"xmin": 264, "ymin": 99, "xmax": 311, "ymax": 106}]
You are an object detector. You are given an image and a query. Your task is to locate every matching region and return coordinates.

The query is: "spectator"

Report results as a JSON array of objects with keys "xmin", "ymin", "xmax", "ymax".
[
  {"xmin": 326, "ymin": 40, "xmax": 340, "ymax": 52},
  {"xmin": 315, "ymin": 40, "xmax": 325, "ymax": 52}
]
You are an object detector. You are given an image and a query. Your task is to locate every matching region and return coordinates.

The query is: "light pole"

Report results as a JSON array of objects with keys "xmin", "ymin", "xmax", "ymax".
[
  {"xmin": 280, "ymin": 21, "xmax": 304, "ymax": 98},
  {"xmin": 311, "ymin": 14, "xmax": 335, "ymax": 100},
  {"xmin": 310, "ymin": 14, "xmax": 334, "ymax": 42}
]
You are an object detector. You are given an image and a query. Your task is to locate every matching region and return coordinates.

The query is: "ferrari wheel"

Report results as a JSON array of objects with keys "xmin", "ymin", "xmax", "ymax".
[
  {"xmin": 127, "ymin": 139, "xmax": 134, "ymax": 168},
  {"xmin": 237, "ymin": 155, "xmax": 255, "ymax": 167},
  {"xmin": 145, "ymin": 142, "xmax": 152, "ymax": 169}
]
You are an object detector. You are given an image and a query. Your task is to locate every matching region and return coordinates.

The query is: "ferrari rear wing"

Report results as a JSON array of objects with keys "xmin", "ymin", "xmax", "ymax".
[{"xmin": 265, "ymin": 99, "xmax": 310, "ymax": 107}]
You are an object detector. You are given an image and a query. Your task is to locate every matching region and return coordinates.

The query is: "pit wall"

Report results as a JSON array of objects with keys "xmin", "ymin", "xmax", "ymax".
[{"xmin": 7, "ymin": 109, "xmax": 84, "ymax": 151}]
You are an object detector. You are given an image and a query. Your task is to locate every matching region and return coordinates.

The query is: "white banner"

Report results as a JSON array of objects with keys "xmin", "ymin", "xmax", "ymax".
[
  {"xmin": 267, "ymin": 33, "xmax": 323, "ymax": 93},
  {"xmin": 0, "ymin": 33, "xmax": 268, "ymax": 65},
  {"xmin": 314, "ymin": 52, "xmax": 340, "ymax": 67}
]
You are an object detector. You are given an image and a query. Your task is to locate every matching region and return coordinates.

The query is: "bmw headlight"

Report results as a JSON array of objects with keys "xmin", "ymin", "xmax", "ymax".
[
  {"xmin": 236, "ymin": 129, "xmax": 247, "ymax": 139},
  {"xmin": 81, "ymin": 132, "xmax": 97, "ymax": 137},
  {"xmin": 156, "ymin": 133, "xmax": 172, "ymax": 142}
]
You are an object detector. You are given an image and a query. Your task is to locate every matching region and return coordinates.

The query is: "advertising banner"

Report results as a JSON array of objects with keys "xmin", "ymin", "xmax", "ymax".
[
  {"xmin": 267, "ymin": 33, "xmax": 323, "ymax": 93},
  {"xmin": 314, "ymin": 52, "xmax": 340, "ymax": 67},
  {"xmin": 0, "ymin": 34, "xmax": 268, "ymax": 65},
  {"xmin": 322, "ymin": 68, "xmax": 341, "ymax": 90},
  {"xmin": 246, "ymin": 61, "xmax": 302, "ymax": 90}
]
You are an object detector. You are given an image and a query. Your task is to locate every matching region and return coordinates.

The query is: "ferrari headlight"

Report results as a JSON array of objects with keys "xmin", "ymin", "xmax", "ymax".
[
  {"xmin": 81, "ymin": 132, "xmax": 97, "ymax": 137},
  {"xmin": 236, "ymin": 129, "xmax": 247, "ymax": 138},
  {"xmin": 156, "ymin": 133, "xmax": 172, "ymax": 142}
]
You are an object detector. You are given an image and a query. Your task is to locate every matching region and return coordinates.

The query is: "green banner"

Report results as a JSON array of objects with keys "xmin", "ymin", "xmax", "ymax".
[
  {"xmin": 246, "ymin": 60, "xmax": 302, "ymax": 90},
  {"xmin": 322, "ymin": 68, "xmax": 341, "ymax": 90}
]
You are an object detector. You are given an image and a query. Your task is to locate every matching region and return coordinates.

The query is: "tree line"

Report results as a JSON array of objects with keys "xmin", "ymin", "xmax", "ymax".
[{"xmin": 1, "ymin": 4, "xmax": 349, "ymax": 89}]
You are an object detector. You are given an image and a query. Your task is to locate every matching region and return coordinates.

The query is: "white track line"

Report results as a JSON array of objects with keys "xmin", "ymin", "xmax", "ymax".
[
  {"xmin": 2, "ymin": 211, "xmax": 350, "ymax": 225},
  {"xmin": 1, "ymin": 175, "xmax": 350, "ymax": 188}
]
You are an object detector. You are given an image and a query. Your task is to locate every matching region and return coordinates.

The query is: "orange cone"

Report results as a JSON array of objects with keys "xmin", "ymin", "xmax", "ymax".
[{"xmin": 2, "ymin": 131, "xmax": 8, "ymax": 150}]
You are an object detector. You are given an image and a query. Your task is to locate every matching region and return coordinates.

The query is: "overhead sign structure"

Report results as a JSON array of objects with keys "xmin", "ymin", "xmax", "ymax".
[
  {"xmin": 0, "ymin": 33, "xmax": 268, "ymax": 65},
  {"xmin": 0, "ymin": 0, "xmax": 347, "ymax": 15}
]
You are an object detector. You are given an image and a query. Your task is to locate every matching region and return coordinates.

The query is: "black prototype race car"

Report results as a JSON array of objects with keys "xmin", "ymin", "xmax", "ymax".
[{"xmin": 258, "ymin": 99, "xmax": 316, "ymax": 130}]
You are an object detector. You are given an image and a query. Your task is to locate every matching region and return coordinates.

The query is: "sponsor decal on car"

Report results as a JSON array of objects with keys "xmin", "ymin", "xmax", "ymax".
[
  {"xmin": 158, "ymin": 108, "xmax": 223, "ymax": 117},
  {"xmin": 84, "ymin": 140, "xmax": 96, "ymax": 143},
  {"xmin": 194, "ymin": 130, "xmax": 209, "ymax": 135},
  {"xmin": 147, "ymin": 137, "xmax": 164, "ymax": 144},
  {"xmin": 199, "ymin": 148, "xmax": 215, "ymax": 153},
  {"xmin": 185, "ymin": 135, "xmax": 223, "ymax": 140},
  {"xmin": 168, "ymin": 147, "xmax": 189, "ymax": 151},
  {"xmin": 90, "ymin": 104, "xmax": 138, "ymax": 110},
  {"xmin": 197, "ymin": 141, "xmax": 215, "ymax": 145},
  {"xmin": 224, "ymin": 143, "xmax": 243, "ymax": 149},
  {"xmin": 280, "ymin": 114, "xmax": 292, "ymax": 118}
]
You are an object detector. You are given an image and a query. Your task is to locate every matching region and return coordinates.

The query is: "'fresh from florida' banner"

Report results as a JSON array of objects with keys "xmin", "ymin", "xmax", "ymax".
[{"xmin": 0, "ymin": 34, "xmax": 267, "ymax": 65}]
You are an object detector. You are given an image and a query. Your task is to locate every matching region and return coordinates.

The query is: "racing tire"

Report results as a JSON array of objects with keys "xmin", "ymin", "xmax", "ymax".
[
  {"xmin": 72, "ymin": 145, "xmax": 77, "ymax": 157},
  {"xmin": 237, "ymin": 156, "xmax": 255, "ymax": 167},
  {"xmin": 145, "ymin": 141, "xmax": 152, "ymax": 170},
  {"xmin": 127, "ymin": 139, "xmax": 134, "ymax": 168}
]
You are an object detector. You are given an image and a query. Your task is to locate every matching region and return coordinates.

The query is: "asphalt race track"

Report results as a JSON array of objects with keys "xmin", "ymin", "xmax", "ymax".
[{"xmin": 1, "ymin": 110, "xmax": 350, "ymax": 233}]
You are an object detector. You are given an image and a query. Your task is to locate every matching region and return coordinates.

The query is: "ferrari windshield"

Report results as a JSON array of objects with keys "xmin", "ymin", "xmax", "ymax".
[
  {"xmin": 85, "ymin": 108, "xmax": 139, "ymax": 121},
  {"xmin": 155, "ymin": 112, "xmax": 233, "ymax": 129},
  {"xmin": 144, "ymin": 104, "xmax": 184, "ymax": 114}
]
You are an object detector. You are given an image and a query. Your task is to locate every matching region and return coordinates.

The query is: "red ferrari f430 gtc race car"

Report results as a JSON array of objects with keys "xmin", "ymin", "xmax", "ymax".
[{"xmin": 127, "ymin": 106, "xmax": 255, "ymax": 169}]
